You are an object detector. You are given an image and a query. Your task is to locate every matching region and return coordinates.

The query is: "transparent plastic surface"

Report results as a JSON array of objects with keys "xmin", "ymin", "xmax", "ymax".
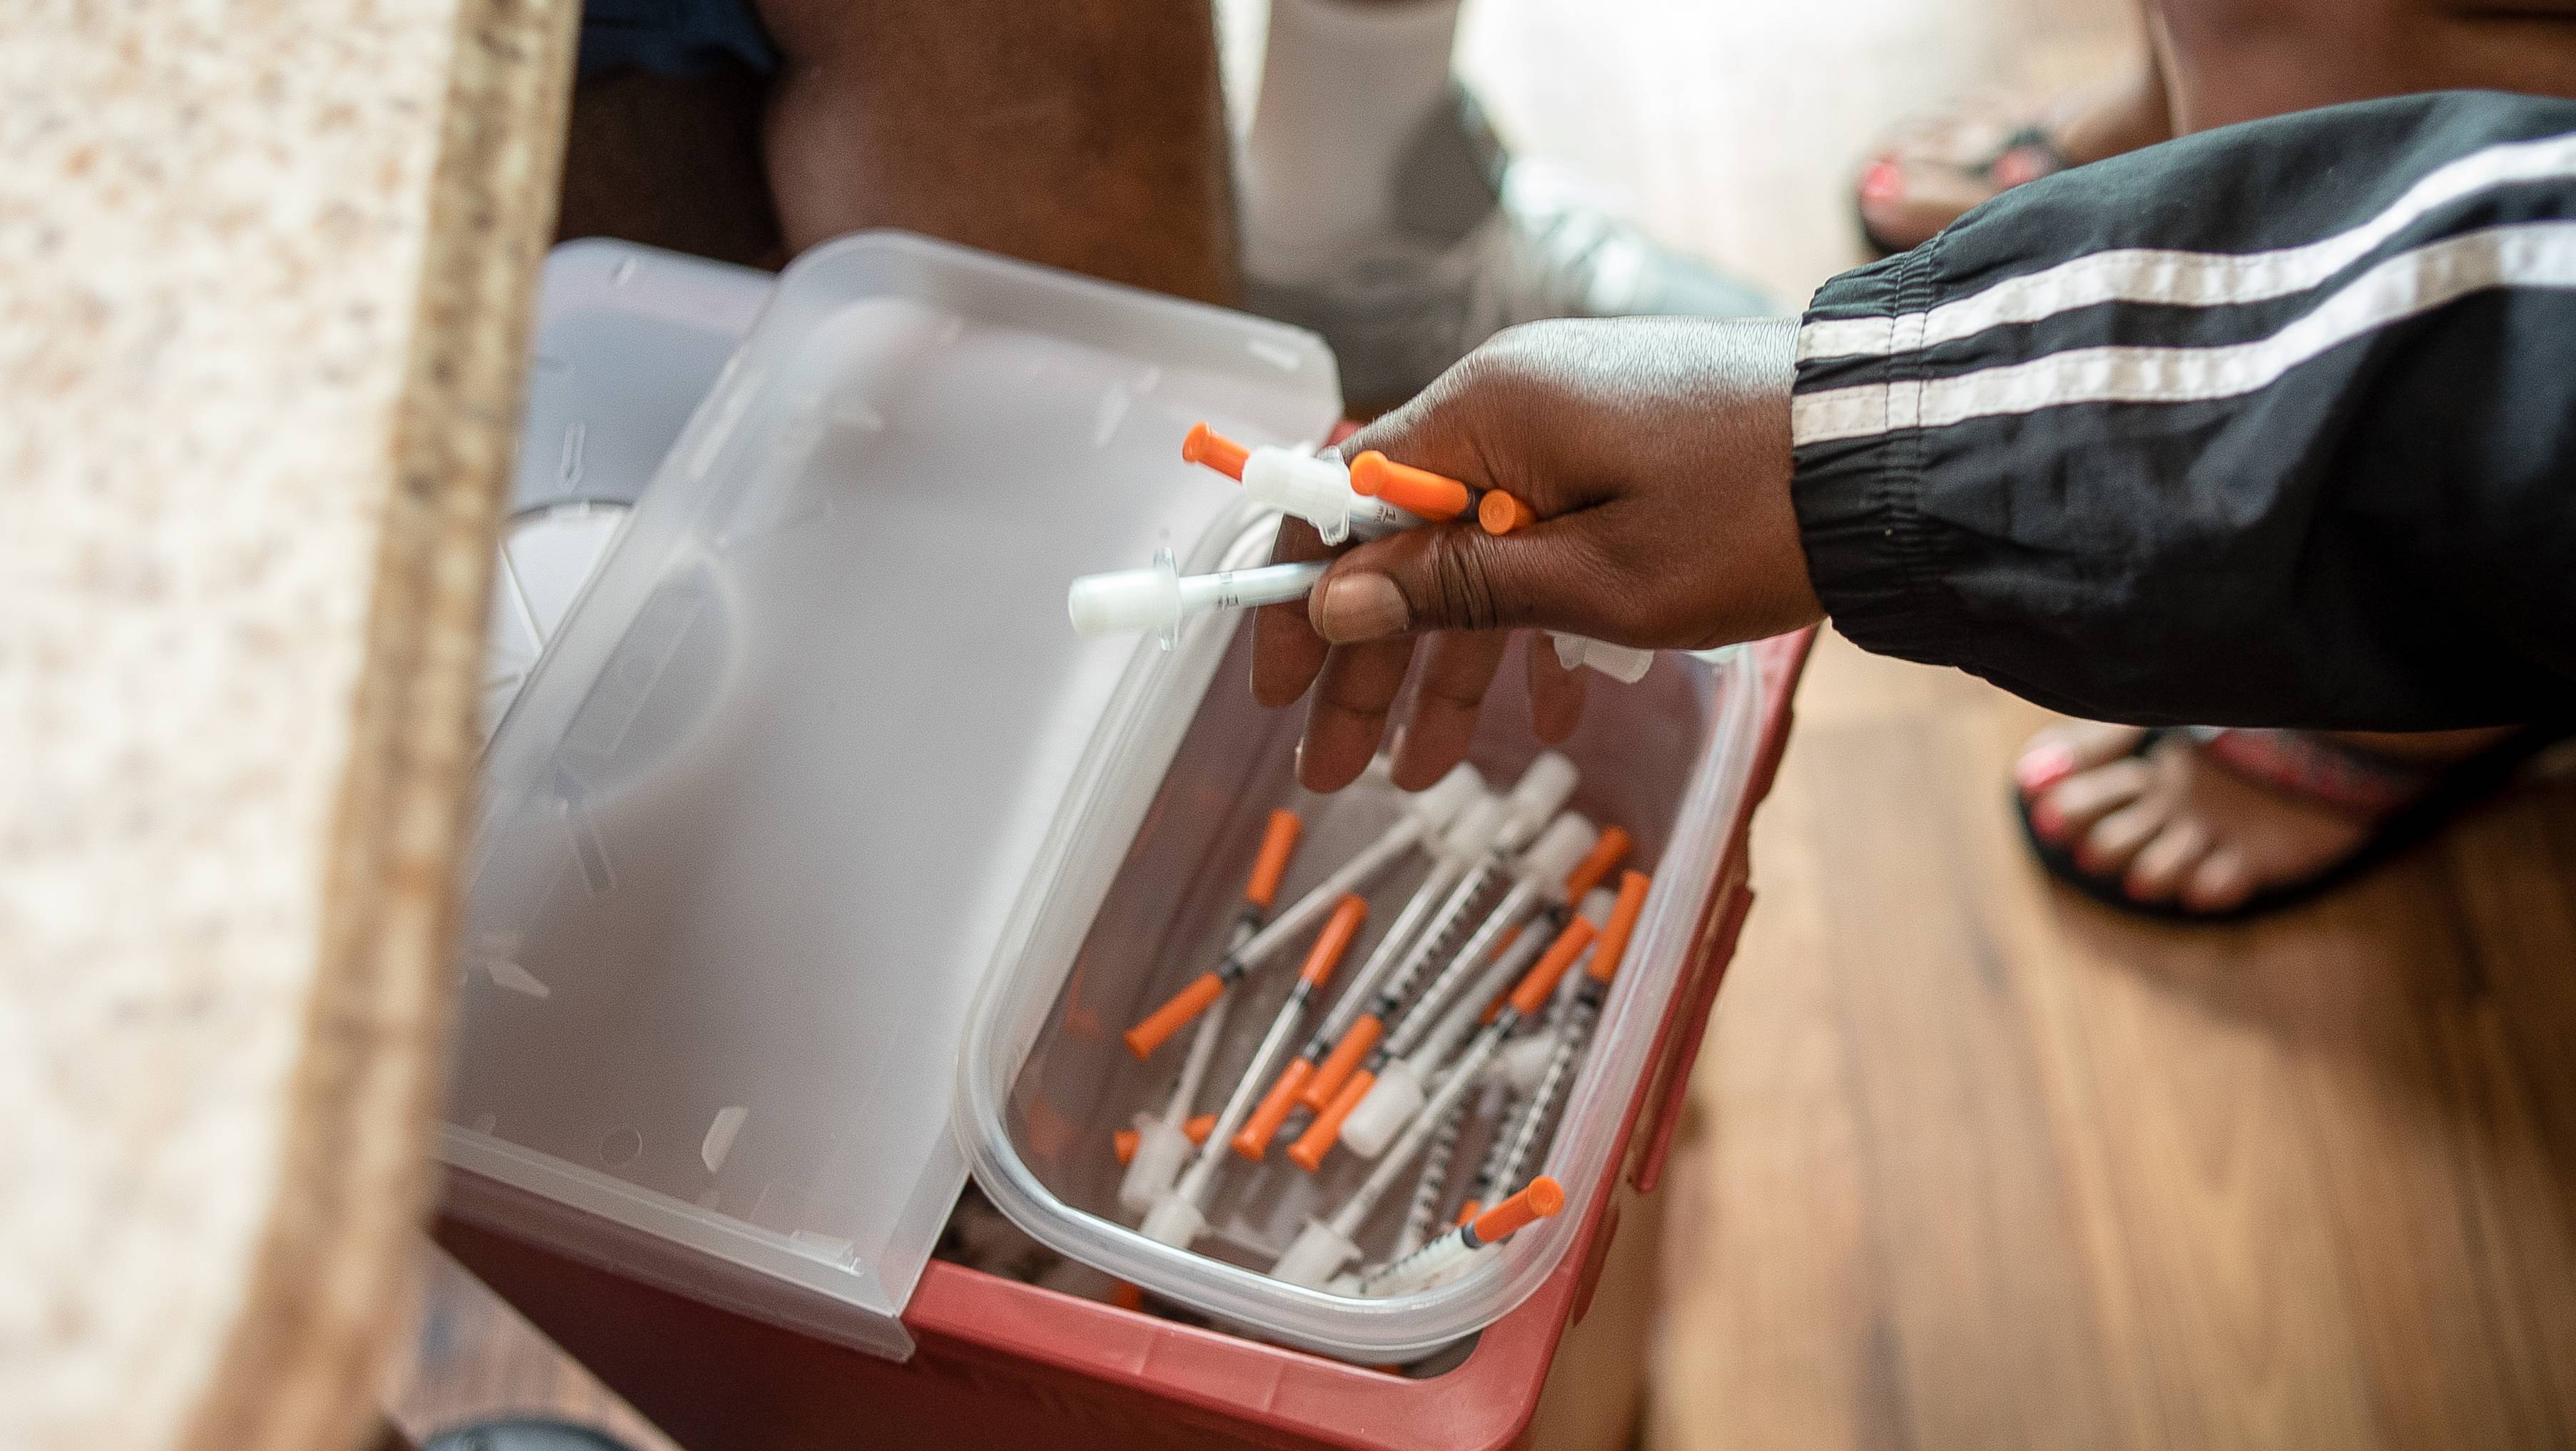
[
  {"xmin": 445, "ymin": 233, "xmax": 1341, "ymax": 1360},
  {"xmin": 953, "ymin": 559, "xmax": 1762, "ymax": 1360}
]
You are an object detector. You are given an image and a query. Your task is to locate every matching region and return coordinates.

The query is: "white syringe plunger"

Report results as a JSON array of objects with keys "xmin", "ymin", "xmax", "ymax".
[
  {"xmin": 1068, "ymin": 551, "xmax": 1327, "ymax": 642},
  {"xmin": 1497, "ymin": 752, "xmax": 1580, "ymax": 852}
]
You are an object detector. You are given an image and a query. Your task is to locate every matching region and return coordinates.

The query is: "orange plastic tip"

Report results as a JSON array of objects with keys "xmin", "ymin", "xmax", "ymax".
[
  {"xmin": 1454, "ymin": 1200, "xmax": 1481, "ymax": 1227},
  {"xmin": 1125, "ymin": 971, "xmax": 1224, "ymax": 1058},
  {"xmin": 1478, "ymin": 490, "xmax": 1538, "ymax": 535},
  {"xmin": 1348, "ymin": 450, "xmax": 1471, "ymax": 521},
  {"xmin": 1300, "ymin": 1014, "xmax": 1382, "ymax": 1112},
  {"xmin": 1508, "ymin": 917, "xmax": 1599, "ymax": 1018},
  {"xmin": 1186, "ymin": 1112, "xmax": 1217, "ymax": 1144},
  {"xmin": 1110, "ymin": 1280, "xmax": 1146, "ymax": 1313},
  {"xmin": 1587, "ymin": 870, "xmax": 1652, "ymax": 984},
  {"xmin": 1565, "ymin": 826, "xmax": 1632, "ymax": 901},
  {"xmin": 1114, "ymin": 1126, "xmax": 1140, "ymax": 1165},
  {"xmin": 1244, "ymin": 809, "xmax": 1304, "ymax": 911},
  {"xmin": 1471, "ymin": 1176, "xmax": 1566, "ymax": 1242},
  {"xmin": 1289, "ymin": 1069, "xmax": 1374, "ymax": 1171},
  {"xmin": 1299, "ymin": 895, "xmax": 1369, "ymax": 986},
  {"xmin": 1181, "ymin": 421, "xmax": 1249, "ymax": 481},
  {"xmin": 1234, "ymin": 1058, "xmax": 1313, "ymax": 1161}
]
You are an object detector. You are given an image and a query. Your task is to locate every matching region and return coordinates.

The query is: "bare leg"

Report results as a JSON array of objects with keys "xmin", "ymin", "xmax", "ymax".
[
  {"xmin": 753, "ymin": 0, "xmax": 1238, "ymax": 304},
  {"xmin": 554, "ymin": 67, "xmax": 784, "ymax": 269},
  {"xmin": 1856, "ymin": 23, "xmax": 2172, "ymax": 254}
]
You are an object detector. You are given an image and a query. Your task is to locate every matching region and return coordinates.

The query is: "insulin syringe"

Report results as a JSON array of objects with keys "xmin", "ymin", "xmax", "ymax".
[
  {"xmin": 1122, "ymin": 764, "xmax": 1483, "ymax": 1061},
  {"xmin": 1069, "ymin": 550, "xmax": 1326, "ymax": 644},
  {"xmin": 1268, "ymin": 914, "xmax": 1598, "ymax": 1288},
  {"xmin": 1284, "ymin": 753, "xmax": 1578, "ymax": 1143},
  {"xmin": 1325, "ymin": 817, "xmax": 1626, "ymax": 1161},
  {"xmin": 1178, "ymin": 423, "xmax": 1655, "ymax": 684},
  {"xmin": 1469, "ymin": 876, "xmax": 1643, "ymax": 1215},
  {"xmin": 1115, "ymin": 809, "xmax": 1303, "ymax": 1214},
  {"xmin": 1140, "ymin": 894, "xmax": 1369, "ymax": 1251},
  {"xmin": 1356, "ymin": 1177, "xmax": 1566, "ymax": 1298}
]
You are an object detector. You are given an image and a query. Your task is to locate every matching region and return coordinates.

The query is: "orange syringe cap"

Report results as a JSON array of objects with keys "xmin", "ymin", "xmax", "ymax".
[
  {"xmin": 1182, "ymin": 421, "xmax": 1250, "ymax": 481},
  {"xmin": 1348, "ymin": 450, "xmax": 1471, "ymax": 521},
  {"xmin": 1300, "ymin": 894, "xmax": 1369, "ymax": 986},
  {"xmin": 1478, "ymin": 490, "xmax": 1538, "ymax": 535},
  {"xmin": 1245, "ymin": 809, "xmax": 1304, "ymax": 911},
  {"xmin": 1586, "ymin": 870, "xmax": 1651, "ymax": 985},
  {"xmin": 1564, "ymin": 826, "xmax": 1633, "ymax": 901},
  {"xmin": 1507, "ymin": 916, "xmax": 1599, "ymax": 1018},
  {"xmin": 1471, "ymin": 1176, "xmax": 1565, "ymax": 1243},
  {"xmin": 1300, "ymin": 1014, "xmax": 1382, "ymax": 1112},
  {"xmin": 1289, "ymin": 1068, "xmax": 1372, "ymax": 1172},
  {"xmin": 1125, "ymin": 971, "xmax": 1223, "ymax": 1058},
  {"xmin": 1234, "ymin": 1059, "xmax": 1312, "ymax": 1161}
]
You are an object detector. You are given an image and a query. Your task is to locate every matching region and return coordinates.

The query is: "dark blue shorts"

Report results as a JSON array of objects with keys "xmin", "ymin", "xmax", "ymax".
[{"xmin": 579, "ymin": 0, "xmax": 782, "ymax": 79}]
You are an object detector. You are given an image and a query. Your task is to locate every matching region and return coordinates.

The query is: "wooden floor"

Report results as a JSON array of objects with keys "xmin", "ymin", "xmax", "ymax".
[
  {"xmin": 387, "ymin": 1, "xmax": 2576, "ymax": 1447},
  {"xmin": 1443, "ymin": 3, "xmax": 2576, "ymax": 1447}
]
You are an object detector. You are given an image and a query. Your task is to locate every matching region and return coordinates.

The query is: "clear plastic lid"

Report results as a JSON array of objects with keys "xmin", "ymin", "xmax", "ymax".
[{"xmin": 442, "ymin": 233, "xmax": 1341, "ymax": 1359}]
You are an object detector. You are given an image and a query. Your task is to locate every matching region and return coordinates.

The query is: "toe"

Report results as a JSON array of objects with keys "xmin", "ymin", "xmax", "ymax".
[
  {"xmin": 2029, "ymin": 756, "xmax": 2151, "ymax": 844},
  {"xmin": 2124, "ymin": 819, "xmax": 2212, "ymax": 903},
  {"xmin": 2016, "ymin": 720, "xmax": 2145, "ymax": 795},
  {"xmin": 2075, "ymin": 793, "xmax": 2168, "ymax": 877},
  {"xmin": 2181, "ymin": 845, "xmax": 2258, "ymax": 914}
]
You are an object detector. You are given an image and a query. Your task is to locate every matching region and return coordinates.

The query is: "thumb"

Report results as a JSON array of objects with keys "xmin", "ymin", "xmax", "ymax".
[{"xmin": 1307, "ymin": 519, "xmax": 1619, "ymax": 644}]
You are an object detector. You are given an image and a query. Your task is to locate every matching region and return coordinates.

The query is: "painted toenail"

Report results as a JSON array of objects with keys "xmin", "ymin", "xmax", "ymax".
[
  {"xmin": 2016, "ymin": 742, "xmax": 2077, "ymax": 794},
  {"xmin": 1860, "ymin": 161, "xmax": 1905, "ymax": 203}
]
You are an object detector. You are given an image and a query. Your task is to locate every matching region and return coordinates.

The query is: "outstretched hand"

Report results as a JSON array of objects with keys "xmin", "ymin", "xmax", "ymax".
[{"xmin": 1254, "ymin": 315, "xmax": 1821, "ymax": 792}]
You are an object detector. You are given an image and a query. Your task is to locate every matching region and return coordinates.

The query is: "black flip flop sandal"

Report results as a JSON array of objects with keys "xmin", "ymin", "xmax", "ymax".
[
  {"xmin": 2013, "ymin": 723, "xmax": 2568, "ymax": 924},
  {"xmin": 1856, "ymin": 123, "xmax": 2073, "ymax": 258}
]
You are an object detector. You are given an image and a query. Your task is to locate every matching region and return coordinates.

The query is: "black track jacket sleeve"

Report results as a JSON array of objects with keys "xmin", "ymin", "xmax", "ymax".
[{"xmin": 1791, "ymin": 91, "xmax": 2576, "ymax": 729}]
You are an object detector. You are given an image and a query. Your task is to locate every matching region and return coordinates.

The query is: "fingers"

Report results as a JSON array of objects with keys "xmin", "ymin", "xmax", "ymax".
[
  {"xmin": 1526, "ymin": 639, "xmax": 1586, "ymax": 743},
  {"xmin": 1389, "ymin": 632, "xmax": 1510, "ymax": 791},
  {"xmin": 1298, "ymin": 635, "xmax": 1419, "ymax": 793},
  {"xmin": 1252, "ymin": 515, "xmax": 1336, "ymax": 709},
  {"xmin": 1309, "ymin": 519, "xmax": 1625, "ymax": 647}
]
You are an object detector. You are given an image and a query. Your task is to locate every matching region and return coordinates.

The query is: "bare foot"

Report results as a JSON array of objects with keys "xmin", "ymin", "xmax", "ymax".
[
  {"xmin": 2014, "ymin": 721, "xmax": 2520, "ymax": 915},
  {"xmin": 1855, "ymin": 59, "xmax": 2173, "ymax": 254}
]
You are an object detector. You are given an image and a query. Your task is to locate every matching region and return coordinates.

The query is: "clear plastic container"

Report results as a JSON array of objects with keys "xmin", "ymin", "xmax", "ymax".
[
  {"xmin": 953, "ymin": 591, "xmax": 1761, "ymax": 1360},
  {"xmin": 445, "ymin": 230, "xmax": 1766, "ymax": 1373}
]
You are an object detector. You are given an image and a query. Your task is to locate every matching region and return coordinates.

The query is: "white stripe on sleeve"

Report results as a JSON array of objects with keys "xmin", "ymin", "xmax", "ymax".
[
  {"xmin": 1798, "ymin": 132, "xmax": 2576, "ymax": 364},
  {"xmin": 1792, "ymin": 221, "xmax": 2576, "ymax": 445}
]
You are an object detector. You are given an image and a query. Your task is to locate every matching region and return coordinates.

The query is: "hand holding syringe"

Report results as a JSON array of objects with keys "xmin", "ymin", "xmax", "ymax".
[{"xmin": 1067, "ymin": 425, "xmax": 1653, "ymax": 682}]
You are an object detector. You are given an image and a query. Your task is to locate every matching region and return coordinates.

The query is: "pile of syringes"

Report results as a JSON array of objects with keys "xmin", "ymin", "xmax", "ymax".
[
  {"xmin": 1068, "ymin": 423, "xmax": 1657, "ymax": 684},
  {"xmin": 1110, "ymin": 749, "xmax": 1654, "ymax": 1299}
]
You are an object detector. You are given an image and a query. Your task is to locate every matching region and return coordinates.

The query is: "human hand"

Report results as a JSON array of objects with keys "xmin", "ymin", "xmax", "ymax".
[{"xmin": 1254, "ymin": 315, "xmax": 1820, "ymax": 792}]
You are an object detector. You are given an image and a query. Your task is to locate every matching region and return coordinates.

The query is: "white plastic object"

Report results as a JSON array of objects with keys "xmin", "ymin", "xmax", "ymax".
[
  {"xmin": 1498, "ymin": 752, "xmax": 1580, "ymax": 851},
  {"xmin": 1117, "ymin": 1115, "xmax": 1195, "ymax": 1215},
  {"xmin": 1405, "ymin": 761, "xmax": 1486, "ymax": 831},
  {"xmin": 1514, "ymin": 812, "xmax": 1600, "ymax": 894},
  {"xmin": 1491, "ymin": 1031, "xmax": 1558, "ymax": 1093},
  {"xmin": 1338, "ymin": 1058, "xmax": 1426, "ymax": 1160},
  {"xmin": 1554, "ymin": 633, "xmax": 1655, "ymax": 684},
  {"xmin": 1140, "ymin": 1192, "xmax": 1208, "ymax": 1249},
  {"xmin": 1068, "ymin": 552, "xmax": 1327, "ymax": 644},
  {"xmin": 1119, "ymin": 985, "xmax": 1234, "ymax": 1211},
  {"xmin": 1272, "ymin": 1217, "xmax": 1363, "ymax": 1290},
  {"xmin": 1240, "ymin": 445, "xmax": 1413, "ymax": 545},
  {"xmin": 1438, "ymin": 791, "xmax": 1511, "ymax": 865}
]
